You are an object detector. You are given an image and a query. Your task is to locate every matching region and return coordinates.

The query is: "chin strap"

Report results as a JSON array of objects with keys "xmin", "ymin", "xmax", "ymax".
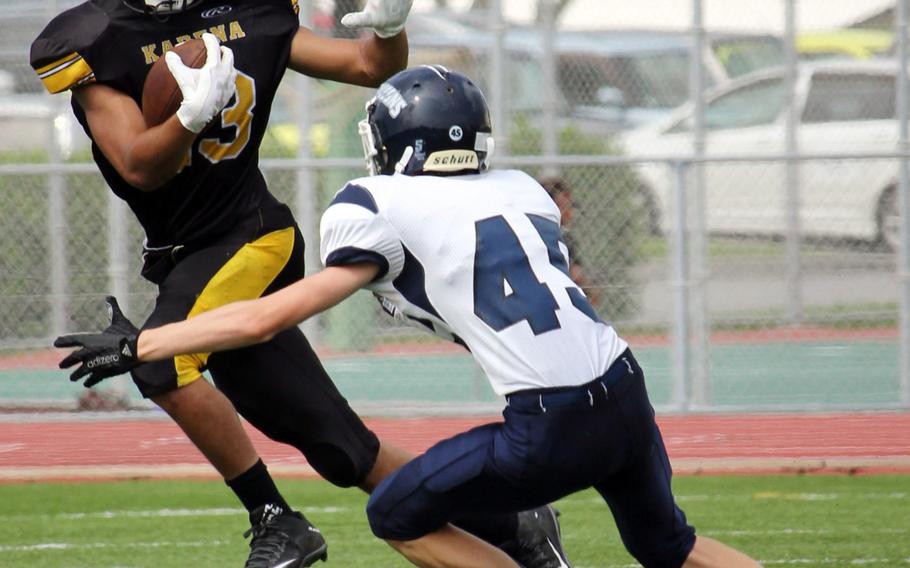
[
  {"xmin": 394, "ymin": 146, "xmax": 414, "ymax": 174},
  {"xmin": 476, "ymin": 132, "xmax": 495, "ymax": 171}
]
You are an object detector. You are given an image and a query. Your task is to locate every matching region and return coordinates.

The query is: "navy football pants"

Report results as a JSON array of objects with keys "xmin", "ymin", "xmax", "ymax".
[{"xmin": 366, "ymin": 350, "xmax": 696, "ymax": 568}]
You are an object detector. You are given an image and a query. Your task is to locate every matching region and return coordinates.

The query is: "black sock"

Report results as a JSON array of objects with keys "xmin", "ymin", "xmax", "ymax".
[
  {"xmin": 452, "ymin": 512, "xmax": 519, "ymax": 546},
  {"xmin": 225, "ymin": 459, "xmax": 292, "ymax": 514}
]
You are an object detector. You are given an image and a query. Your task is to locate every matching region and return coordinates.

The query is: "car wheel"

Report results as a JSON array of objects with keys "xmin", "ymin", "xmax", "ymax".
[{"xmin": 876, "ymin": 186, "xmax": 900, "ymax": 253}]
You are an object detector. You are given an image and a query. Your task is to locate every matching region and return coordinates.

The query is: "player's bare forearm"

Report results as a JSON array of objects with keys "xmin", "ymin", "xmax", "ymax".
[
  {"xmin": 74, "ymin": 84, "xmax": 196, "ymax": 191},
  {"xmin": 137, "ymin": 298, "xmax": 273, "ymax": 360},
  {"xmin": 119, "ymin": 116, "xmax": 196, "ymax": 190},
  {"xmin": 361, "ymin": 30, "xmax": 408, "ymax": 85},
  {"xmin": 287, "ymin": 27, "xmax": 407, "ymax": 87},
  {"xmin": 137, "ymin": 263, "xmax": 380, "ymax": 361}
]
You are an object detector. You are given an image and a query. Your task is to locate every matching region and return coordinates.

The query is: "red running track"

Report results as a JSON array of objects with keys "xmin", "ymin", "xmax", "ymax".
[{"xmin": 1, "ymin": 413, "xmax": 908, "ymax": 482}]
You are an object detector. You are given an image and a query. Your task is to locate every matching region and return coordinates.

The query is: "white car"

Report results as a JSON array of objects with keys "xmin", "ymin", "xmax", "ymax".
[{"xmin": 622, "ymin": 60, "xmax": 902, "ymax": 250}]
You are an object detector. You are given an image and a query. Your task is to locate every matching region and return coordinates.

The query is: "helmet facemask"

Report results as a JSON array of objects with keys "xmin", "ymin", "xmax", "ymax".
[
  {"xmin": 122, "ymin": 0, "xmax": 204, "ymax": 16},
  {"xmin": 357, "ymin": 99, "xmax": 385, "ymax": 176}
]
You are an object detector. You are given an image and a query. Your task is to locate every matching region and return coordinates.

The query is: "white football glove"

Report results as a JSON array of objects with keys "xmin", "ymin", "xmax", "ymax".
[
  {"xmin": 165, "ymin": 32, "xmax": 237, "ymax": 133},
  {"xmin": 341, "ymin": 0, "xmax": 413, "ymax": 39}
]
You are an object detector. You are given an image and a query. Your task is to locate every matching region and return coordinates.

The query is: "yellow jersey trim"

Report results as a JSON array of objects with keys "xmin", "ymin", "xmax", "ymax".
[
  {"xmin": 35, "ymin": 51, "xmax": 80, "ymax": 75},
  {"xmin": 174, "ymin": 227, "xmax": 296, "ymax": 387},
  {"xmin": 38, "ymin": 53, "xmax": 95, "ymax": 94}
]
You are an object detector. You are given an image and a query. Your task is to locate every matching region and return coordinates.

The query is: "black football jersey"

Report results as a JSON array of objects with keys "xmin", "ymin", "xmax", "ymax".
[{"xmin": 31, "ymin": 0, "xmax": 301, "ymax": 248}]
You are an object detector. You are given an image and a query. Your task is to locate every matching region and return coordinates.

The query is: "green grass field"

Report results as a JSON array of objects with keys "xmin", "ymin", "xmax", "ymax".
[{"xmin": 2, "ymin": 475, "xmax": 908, "ymax": 567}]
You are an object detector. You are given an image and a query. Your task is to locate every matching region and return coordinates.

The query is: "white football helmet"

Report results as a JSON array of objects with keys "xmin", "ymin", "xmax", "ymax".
[{"xmin": 122, "ymin": 0, "xmax": 205, "ymax": 15}]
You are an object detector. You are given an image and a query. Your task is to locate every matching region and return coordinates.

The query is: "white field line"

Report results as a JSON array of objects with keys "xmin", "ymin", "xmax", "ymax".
[
  {"xmin": 561, "ymin": 492, "xmax": 907, "ymax": 505},
  {"xmin": 747, "ymin": 491, "xmax": 908, "ymax": 501},
  {"xmin": 0, "ymin": 539, "xmax": 232, "ymax": 553},
  {"xmin": 561, "ymin": 528, "xmax": 910, "ymax": 545},
  {"xmin": 562, "ymin": 527, "xmax": 910, "ymax": 541},
  {"xmin": 0, "ymin": 505, "xmax": 350, "ymax": 522},
  {"xmin": 757, "ymin": 560, "xmax": 910, "ymax": 566},
  {"xmin": 707, "ymin": 527, "xmax": 909, "ymax": 537}
]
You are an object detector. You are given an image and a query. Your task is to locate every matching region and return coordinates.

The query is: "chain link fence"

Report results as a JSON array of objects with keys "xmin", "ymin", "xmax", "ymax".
[{"xmin": 0, "ymin": 0, "xmax": 908, "ymax": 413}]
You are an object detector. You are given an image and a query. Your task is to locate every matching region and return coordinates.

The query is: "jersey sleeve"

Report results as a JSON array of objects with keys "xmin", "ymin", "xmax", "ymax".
[
  {"xmin": 319, "ymin": 183, "xmax": 404, "ymax": 282},
  {"xmin": 30, "ymin": 4, "xmax": 110, "ymax": 94}
]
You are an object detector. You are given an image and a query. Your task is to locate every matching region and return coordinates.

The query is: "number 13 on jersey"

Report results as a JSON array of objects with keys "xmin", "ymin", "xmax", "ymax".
[
  {"xmin": 200, "ymin": 69, "xmax": 255, "ymax": 163},
  {"xmin": 178, "ymin": 69, "xmax": 256, "ymax": 171}
]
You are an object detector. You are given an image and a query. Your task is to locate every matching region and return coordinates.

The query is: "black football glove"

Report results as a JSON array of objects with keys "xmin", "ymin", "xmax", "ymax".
[{"xmin": 53, "ymin": 296, "xmax": 141, "ymax": 388}]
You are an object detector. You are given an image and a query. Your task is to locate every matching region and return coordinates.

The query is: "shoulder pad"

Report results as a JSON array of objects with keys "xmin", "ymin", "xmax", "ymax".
[
  {"xmin": 31, "ymin": 3, "xmax": 110, "ymax": 94},
  {"xmin": 329, "ymin": 183, "xmax": 380, "ymax": 214}
]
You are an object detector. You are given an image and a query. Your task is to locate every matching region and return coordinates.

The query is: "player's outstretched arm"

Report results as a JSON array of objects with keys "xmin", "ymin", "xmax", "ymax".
[
  {"xmin": 288, "ymin": 0, "xmax": 411, "ymax": 87},
  {"xmin": 54, "ymin": 264, "xmax": 378, "ymax": 378},
  {"xmin": 137, "ymin": 263, "xmax": 380, "ymax": 361}
]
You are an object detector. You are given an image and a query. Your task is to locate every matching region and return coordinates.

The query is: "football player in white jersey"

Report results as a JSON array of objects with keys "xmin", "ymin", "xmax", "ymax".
[{"xmin": 55, "ymin": 66, "xmax": 762, "ymax": 568}]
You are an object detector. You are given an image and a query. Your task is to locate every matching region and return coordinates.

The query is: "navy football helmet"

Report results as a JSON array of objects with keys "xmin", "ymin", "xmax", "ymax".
[
  {"xmin": 121, "ymin": 0, "xmax": 205, "ymax": 16},
  {"xmin": 358, "ymin": 65, "xmax": 494, "ymax": 176}
]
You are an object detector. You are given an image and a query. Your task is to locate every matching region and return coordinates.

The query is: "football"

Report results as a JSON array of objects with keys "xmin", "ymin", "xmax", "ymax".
[{"xmin": 141, "ymin": 39, "xmax": 207, "ymax": 127}]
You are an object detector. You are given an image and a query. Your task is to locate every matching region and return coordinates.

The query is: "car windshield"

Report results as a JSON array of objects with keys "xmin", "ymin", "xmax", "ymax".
[
  {"xmin": 627, "ymin": 52, "xmax": 694, "ymax": 108},
  {"xmin": 712, "ymin": 37, "xmax": 785, "ymax": 78},
  {"xmin": 556, "ymin": 38, "xmax": 782, "ymax": 112},
  {"xmin": 704, "ymin": 77, "xmax": 785, "ymax": 129},
  {"xmin": 507, "ymin": 50, "xmax": 694, "ymax": 118},
  {"xmin": 666, "ymin": 77, "xmax": 785, "ymax": 133}
]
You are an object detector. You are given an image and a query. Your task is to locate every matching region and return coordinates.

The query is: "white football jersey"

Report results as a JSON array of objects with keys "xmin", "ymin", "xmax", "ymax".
[{"xmin": 319, "ymin": 169, "xmax": 628, "ymax": 395}]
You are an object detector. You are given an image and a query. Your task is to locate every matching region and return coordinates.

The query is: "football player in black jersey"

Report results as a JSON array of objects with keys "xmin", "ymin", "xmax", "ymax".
[{"xmin": 36, "ymin": 1, "xmax": 571, "ymax": 567}]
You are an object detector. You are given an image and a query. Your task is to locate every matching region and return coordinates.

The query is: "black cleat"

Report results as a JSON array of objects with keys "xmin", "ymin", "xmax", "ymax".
[
  {"xmin": 501, "ymin": 505, "xmax": 573, "ymax": 568},
  {"xmin": 243, "ymin": 504, "xmax": 328, "ymax": 568}
]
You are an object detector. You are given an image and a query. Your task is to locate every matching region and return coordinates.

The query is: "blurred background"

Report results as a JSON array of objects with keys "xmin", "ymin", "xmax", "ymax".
[{"xmin": 1, "ymin": 0, "xmax": 909, "ymax": 415}]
